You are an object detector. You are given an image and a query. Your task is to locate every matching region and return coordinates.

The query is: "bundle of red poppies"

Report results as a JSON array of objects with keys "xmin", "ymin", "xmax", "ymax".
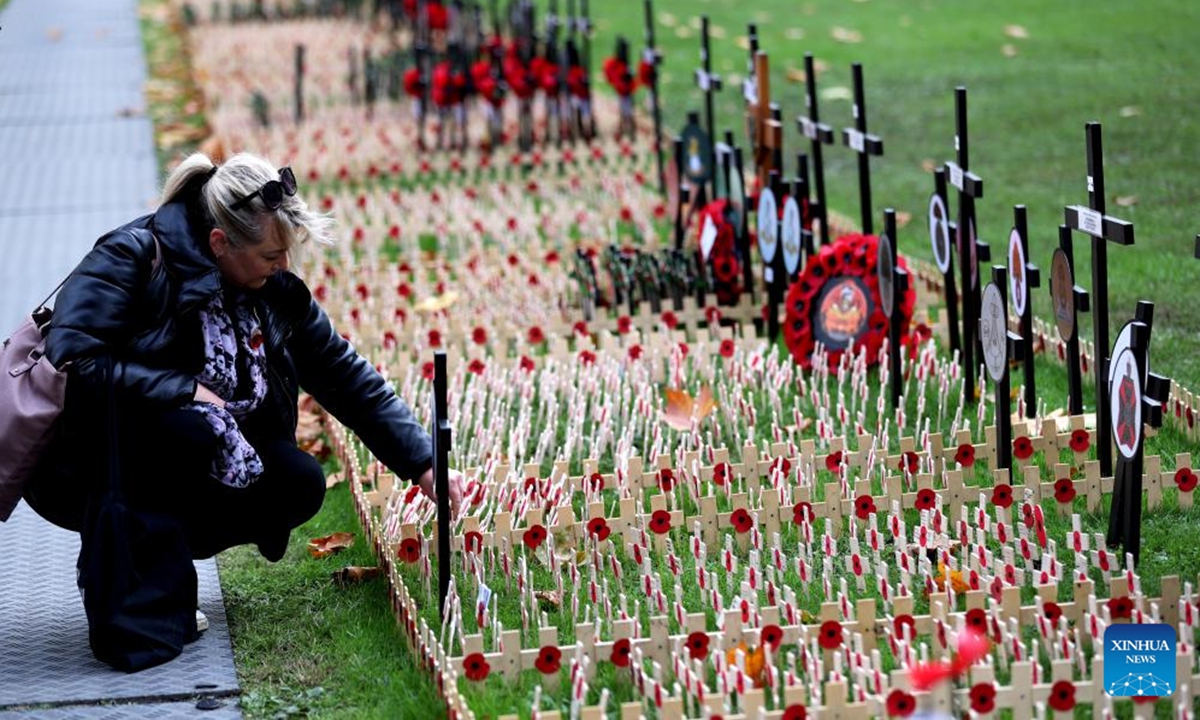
[
  {"xmin": 602, "ymin": 57, "xmax": 637, "ymax": 97},
  {"xmin": 430, "ymin": 61, "xmax": 466, "ymax": 108},
  {"xmin": 696, "ymin": 199, "xmax": 743, "ymax": 305}
]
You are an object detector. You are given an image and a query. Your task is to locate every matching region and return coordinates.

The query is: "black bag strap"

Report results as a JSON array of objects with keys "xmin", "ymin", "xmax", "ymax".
[
  {"xmin": 34, "ymin": 233, "xmax": 165, "ymax": 315},
  {"xmin": 104, "ymin": 356, "xmax": 123, "ymax": 499}
]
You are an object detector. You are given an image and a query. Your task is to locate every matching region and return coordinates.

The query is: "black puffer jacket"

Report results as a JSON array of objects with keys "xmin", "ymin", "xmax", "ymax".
[{"xmin": 43, "ymin": 200, "xmax": 432, "ymax": 484}]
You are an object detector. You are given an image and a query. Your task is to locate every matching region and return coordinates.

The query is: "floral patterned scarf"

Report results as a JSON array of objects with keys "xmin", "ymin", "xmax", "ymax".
[{"xmin": 189, "ymin": 290, "xmax": 269, "ymax": 488}]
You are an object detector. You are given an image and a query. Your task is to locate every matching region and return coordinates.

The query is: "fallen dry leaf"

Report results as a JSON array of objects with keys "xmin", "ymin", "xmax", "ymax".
[
  {"xmin": 1004, "ymin": 24, "xmax": 1030, "ymax": 39},
  {"xmin": 308, "ymin": 532, "xmax": 356, "ymax": 559},
  {"xmin": 1119, "ymin": 105, "xmax": 1141, "ymax": 117},
  {"xmin": 933, "ymin": 562, "xmax": 969, "ymax": 594},
  {"xmin": 324, "ymin": 470, "xmax": 345, "ymax": 489},
  {"xmin": 710, "ymin": 25, "xmax": 727, "ymax": 39},
  {"xmin": 658, "ymin": 11, "xmax": 677, "ymax": 27},
  {"xmin": 727, "ymin": 643, "xmax": 768, "ymax": 688},
  {"xmin": 415, "ymin": 291, "xmax": 459, "ymax": 312},
  {"xmin": 1002, "ymin": 44, "xmax": 1019, "ymax": 58},
  {"xmin": 895, "ymin": 211, "xmax": 913, "ymax": 229},
  {"xmin": 1115, "ymin": 195, "xmax": 1138, "ymax": 207},
  {"xmin": 785, "ymin": 27, "xmax": 805, "ymax": 40},
  {"xmin": 662, "ymin": 386, "xmax": 717, "ymax": 431},
  {"xmin": 786, "ymin": 68, "xmax": 806, "ymax": 84},
  {"xmin": 534, "ymin": 590, "xmax": 561, "ymax": 611},
  {"xmin": 831, "ymin": 26, "xmax": 863, "ymax": 44},
  {"xmin": 820, "ymin": 86, "xmax": 853, "ymax": 102},
  {"xmin": 332, "ymin": 566, "xmax": 382, "ymax": 587},
  {"xmin": 735, "ymin": 35, "xmax": 750, "ymax": 51},
  {"xmin": 674, "ymin": 26, "xmax": 693, "ymax": 39},
  {"xmin": 921, "ymin": 158, "xmax": 938, "ymax": 173}
]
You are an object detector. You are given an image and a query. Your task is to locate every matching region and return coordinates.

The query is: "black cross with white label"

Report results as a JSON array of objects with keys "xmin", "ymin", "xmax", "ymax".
[
  {"xmin": 985, "ymin": 265, "xmax": 1025, "ymax": 474},
  {"xmin": 841, "ymin": 63, "xmax": 884, "ymax": 235},
  {"xmin": 1106, "ymin": 302, "xmax": 1168, "ymax": 567},
  {"xmin": 1012, "ymin": 206, "xmax": 1041, "ymax": 418},
  {"xmin": 1064, "ymin": 122, "xmax": 1135, "ymax": 479},
  {"xmin": 797, "ymin": 52, "xmax": 835, "ymax": 246},
  {"xmin": 1054, "ymin": 224, "xmax": 1091, "ymax": 415},
  {"xmin": 294, "ymin": 44, "xmax": 306, "ymax": 124},
  {"xmin": 431, "ymin": 351, "xmax": 453, "ymax": 619},
  {"xmin": 882, "ymin": 209, "xmax": 909, "ymax": 408},
  {"xmin": 946, "ymin": 87, "xmax": 984, "ymax": 404},
  {"xmin": 642, "ymin": 0, "xmax": 665, "ymax": 194},
  {"xmin": 694, "ymin": 16, "xmax": 722, "ymax": 203}
]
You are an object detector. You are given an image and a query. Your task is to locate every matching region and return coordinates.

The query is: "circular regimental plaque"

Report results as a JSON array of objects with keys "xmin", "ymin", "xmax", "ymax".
[
  {"xmin": 782, "ymin": 196, "xmax": 802, "ymax": 275},
  {"xmin": 728, "ymin": 165, "xmax": 745, "ymax": 239},
  {"xmin": 878, "ymin": 234, "xmax": 895, "ymax": 318},
  {"xmin": 1050, "ymin": 248, "xmax": 1075, "ymax": 341},
  {"xmin": 1008, "ymin": 227, "xmax": 1027, "ymax": 318},
  {"xmin": 928, "ymin": 193, "xmax": 951, "ymax": 274},
  {"xmin": 980, "ymin": 282, "xmax": 1008, "ymax": 382},
  {"xmin": 757, "ymin": 187, "xmax": 778, "ymax": 264},
  {"xmin": 680, "ymin": 122, "xmax": 713, "ymax": 185},
  {"xmin": 1108, "ymin": 321, "xmax": 1142, "ymax": 459}
]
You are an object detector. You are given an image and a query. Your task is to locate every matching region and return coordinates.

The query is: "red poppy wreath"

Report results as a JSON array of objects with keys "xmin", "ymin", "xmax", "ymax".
[
  {"xmin": 783, "ymin": 233, "xmax": 915, "ymax": 369},
  {"xmin": 695, "ymin": 199, "xmax": 743, "ymax": 306}
]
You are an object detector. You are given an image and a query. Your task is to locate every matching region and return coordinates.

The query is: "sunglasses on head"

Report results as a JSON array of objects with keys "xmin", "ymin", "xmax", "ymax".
[{"xmin": 230, "ymin": 167, "xmax": 297, "ymax": 211}]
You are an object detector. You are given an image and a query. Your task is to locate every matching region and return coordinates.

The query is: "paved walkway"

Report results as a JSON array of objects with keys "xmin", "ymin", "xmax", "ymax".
[{"xmin": 0, "ymin": 0, "xmax": 240, "ymax": 716}]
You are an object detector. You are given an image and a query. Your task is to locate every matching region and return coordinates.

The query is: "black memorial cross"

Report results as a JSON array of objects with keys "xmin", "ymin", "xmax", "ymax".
[
  {"xmin": 881, "ymin": 209, "xmax": 910, "ymax": 408},
  {"xmin": 1106, "ymin": 303, "xmax": 1169, "ymax": 566},
  {"xmin": 642, "ymin": 0, "xmax": 665, "ymax": 193},
  {"xmin": 294, "ymin": 44, "xmax": 305, "ymax": 124},
  {"xmin": 432, "ymin": 352, "xmax": 453, "ymax": 620},
  {"xmin": 796, "ymin": 53, "xmax": 835, "ymax": 247},
  {"xmin": 742, "ymin": 24, "xmax": 760, "ymax": 156},
  {"xmin": 1063, "ymin": 122, "xmax": 1135, "ymax": 479},
  {"xmin": 693, "ymin": 16, "xmax": 722, "ymax": 203},
  {"xmin": 1011, "ymin": 206, "xmax": 1041, "ymax": 419},
  {"xmin": 983, "ymin": 266, "xmax": 1026, "ymax": 474},
  {"xmin": 946, "ymin": 87, "xmax": 985, "ymax": 402},
  {"xmin": 840, "ymin": 63, "xmax": 884, "ymax": 235}
]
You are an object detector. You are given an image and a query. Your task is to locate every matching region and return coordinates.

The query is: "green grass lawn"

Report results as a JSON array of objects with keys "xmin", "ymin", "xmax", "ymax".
[{"xmin": 155, "ymin": 1, "xmax": 1200, "ymax": 716}]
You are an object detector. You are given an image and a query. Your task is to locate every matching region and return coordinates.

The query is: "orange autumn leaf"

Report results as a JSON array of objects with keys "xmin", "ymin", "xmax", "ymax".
[
  {"xmin": 331, "ymin": 566, "xmax": 382, "ymax": 587},
  {"xmin": 934, "ymin": 562, "xmax": 969, "ymax": 594},
  {"xmin": 726, "ymin": 642, "xmax": 767, "ymax": 688},
  {"xmin": 662, "ymin": 386, "xmax": 717, "ymax": 431},
  {"xmin": 308, "ymin": 532, "xmax": 356, "ymax": 559}
]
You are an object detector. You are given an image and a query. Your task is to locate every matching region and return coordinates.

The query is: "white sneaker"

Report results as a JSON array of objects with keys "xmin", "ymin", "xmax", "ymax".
[{"xmin": 196, "ymin": 609, "xmax": 209, "ymax": 633}]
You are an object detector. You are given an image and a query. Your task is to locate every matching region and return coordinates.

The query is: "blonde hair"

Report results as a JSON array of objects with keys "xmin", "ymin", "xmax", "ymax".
[{"xmin": 161, "ymin": 152, "xmax": 334, "ymax": 250}]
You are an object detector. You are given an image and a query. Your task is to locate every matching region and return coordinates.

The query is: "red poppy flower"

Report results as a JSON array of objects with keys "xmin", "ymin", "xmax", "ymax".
[
  {"xmin": 398, "ymin": 538, "xmax": 421, "ymax": 563},
  {"xmin": 825, "ymin": 450, "xmax": 844, "ymax": 472},
  {"xmin": 1013, "ymin": 436, "xmax": 1034, "ymax": 460},
  {"xmin": 467, "ymin": 359, "xmax": 486, "ymax": 375},
  {"xmin": 686, "ymin": 631, "xmax": 710, "ymax": 660},
  {"xmin": 616, "ymin": 316, "xmax": 632, "ymax": 335},
  {"xmin": 649, "ymin": 510, "xmax": 672, "ymax": 534},
  {"xmin": 464, "ymin": 531, "xmax": 483, "ymax": 553},
  {"xmin": 991, "ymin": 484, "xmax": 1013, "ymax": 508},
  {"xmin": 1021, "ymin": 502, "xmax": 1035, "ymax": 528},
  {"xmin": 573, "ymin": 321, "xmax": 589, "ymax": 337},
  {"xmin": 611, "ymin": 638, "xmax": 631, "ymax": 667},
  {"xmin": 730, "ymin": 508, "xmax": 753, "ymax": 534},
  {"xmin": 579, "ymin": 350, "xmax": 597, "ymax": 366},
  {"xmin": 428, "ymin": 329, "xmax": 442, "ymax": 348},
  {"xmin": 523, "ymin": 524, "xmax": 547, "ymax": 550},
  {"xmin": 534, "ymin": 645, "xmax": 562, "ymax": 674},
  {"xmin": 712, "ymin": 462, "xmax": 731, "ymax": 486},
  {"xmin": 658, "ymin": 468, "xmax": 675, "ymax": 492},
  {"xmin": 781, "ymin": 705, "xmax": 807, "ymax": 720},
  {"xmin": 1069, "ymin": 428, "xmax": 1090, "ymax": 453},
  {"xmin": 463, "ymin": 652, "xmax": 490, "ymax": 681},
  {"xmin": 893, "ymin": 614, "xmax": 916, "ymax": 640},
  {"xmin": 1108, "ymin": 596, "xmax": 1133, "ymax": 619},
  {"xmin": 969, "ymin": 683, "xmax": 995, "ymax": 714},
  {"xmin": 527, "ymin": 326, "xmax": 545, "ymax": 344},
  {"xmin": 519, "ymin": 355, "xmax": 536, "ymax": 373},
  {"xmin": 793, "ymin": 501, "xmax": 813, "ymax": 526},
  {"xmin": 770, "ymin": 457, "xmax": 792, "ymax": 478},
  {"xmin": 1047, "ymin": 680, "xmax": 1075, "ymax": 712},
  {"xmin": 954, "ymin": 443, "xmax": 976, "ymax": 467},
  {"xmin": 677, "ymin": 342, "xmax": 689, "ymax": 358},
  {"xmin": 705, "ymin": 306, "xmax": 722, "ymax": 324},
  {"xmin": 661, "ymin": 311, "xmax": 679, "ymax": 329},
  {"xmin": 719, "ymin": 339, "xmax": 736, "ymax": 358},
  {"xmin": 627, "ymin": 344, "xmax": 643, "ymax": 361},
  {"xmin": 965, "ymin": 608, "xmax": 987, "ymax": 633},
  {"xmin": 761, "ymin": 624, "xmax": 783, "ymax": 651},
  {"xmin": 914, "ymin": 488, "xmax": 937, "ymax": 512},
  {"xmin": 1042, "ymin": 601, "xmax": 1063, "ymax": 624},
  {"xmin": 1176, "ymin": 468, "xmax": 1198, "ymax": 493},
  {"xmin": 817, "ymin": 620, "xmax": 843, "ymax": 650},
  {"xmin": 588, "ymin": 472, "xmax": 605, "ymax": 493},
  {"xmin": 471, "ymin": 327, "xmax": 488, "ymax": 345},
  {"xmin": 586, "ymin": 517, "xmax": 611, "ymax": 542},
  {"xmin": 885, "ymin": 688, "xmax": 915, "ymax": 717},
  {"xmin": 855, "ymin": 495, "xmax": 877, "ymax": 520},
  {"xmin": 898, "ymin": 451, "xmax": 920, "ymax": 475},
  {"xmin": 1054, "ymin": 477, "xmax": 1076, "ymax": 504},
  {"xmin": 421, "ymin": 361, "xmax": 435, "ymax": 380}
]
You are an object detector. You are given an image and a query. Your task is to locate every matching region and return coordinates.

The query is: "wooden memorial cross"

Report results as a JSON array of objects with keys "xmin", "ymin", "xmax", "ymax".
[
  {"xmin": 797, "ymin": 52, "xmax": 835, "ymax": 246},
  {"xmin": 1050, "ymin": 224, "xmax": 1090, "ymax": 414},
  {"xmin": 642, "ymin": 0, "xmax": 665, "ymax": 193},
  {"xmin": 928, "ymin": 168, "xmax": 961, "ymax": 355},
  {"xmin": 1106, "ymin": 302, "xmax": 1169, "ymax": 565},
  {"xmin": 742, "ymin": 24, "xmax": 760, "ymax": 157},
  {"xmin": 1009, "ymin": 205, "xmax": 1041, "ymax": 418},
  {"xmin": 945, "ymin": 87, "xmax": 985, "ymax": 403},
  {"xmin": 693, "ymin": 15, "xmax": 723, "ymax": 202},
  {"xmin": 840, "ymin": 63, "xmax": 884, "ymax": 234},
  {"xmin": 1064, "ymin": 121, "xmax": 1136, "ymax": 478},
  {"xmin": 752, "ymin": 52, "xmax": 781, "ymax": 191},
  {"xmin": 432, "ymin": 351, "xmax": 453, "ymax": 620},
  {"xmin": 294, "ymin": 44, "xmax": 305, "ymax": 124},
  {"xmin": 981, "ymin": 266, "xmax": 1025, "ymax": 474},
  {"xmin": 880, "ymin": 209, "xmax": 910, "ymax": 408}
]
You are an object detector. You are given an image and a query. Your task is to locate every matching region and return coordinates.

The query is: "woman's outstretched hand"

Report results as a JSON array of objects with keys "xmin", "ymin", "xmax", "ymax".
[
  {"xmin": 417, "ymin": 467, "xmax": 464, "ymax": 518},
  {"xmin": 194, "ymin": 383, "xmax": 226, "ymax": 408}
]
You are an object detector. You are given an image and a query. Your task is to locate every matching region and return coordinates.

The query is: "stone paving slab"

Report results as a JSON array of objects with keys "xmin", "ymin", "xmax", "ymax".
[{"xmin": 0, "ymin": 699, "xmax": 242, "ymax": 719}]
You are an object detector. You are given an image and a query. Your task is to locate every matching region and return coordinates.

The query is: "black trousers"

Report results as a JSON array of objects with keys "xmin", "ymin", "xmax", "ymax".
[{"xmin": 27, "ymin": 393, "xmax": 326, "ymax": 561}]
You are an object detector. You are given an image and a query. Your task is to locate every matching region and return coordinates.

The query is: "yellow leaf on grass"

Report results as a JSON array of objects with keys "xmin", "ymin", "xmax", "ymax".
[
  {"xmin": 831, "ymin": 27, "xmax": 863, "ymax": 44},
  {"xmin": 415, "ymin": 291, "xmax": 459, "ymax": 312},
  {"xmin": 934, "ymin": 562, "xmax": 969, "ymax": 594},
  {"xmin": 1001, "ymin": 44, "xmax": 1019, "ymax": 58},
  {"xmin": 308, "ymin": 532, "xmax": 356, "ymax": 559},
  {"xmin": 662, "ymin": 386, "xmax": 716, "ymax": 431},
  {"xmin": 1115, "ymin": 195, "xmax": 1138, "ymax": 207},
  {"xmin": 1004, "ymin": 24, "xmax": 1030, "ymax": 39},
  {"xmin": 727, "ymin": 643, "xmax": 768, "ymax": 688}
]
